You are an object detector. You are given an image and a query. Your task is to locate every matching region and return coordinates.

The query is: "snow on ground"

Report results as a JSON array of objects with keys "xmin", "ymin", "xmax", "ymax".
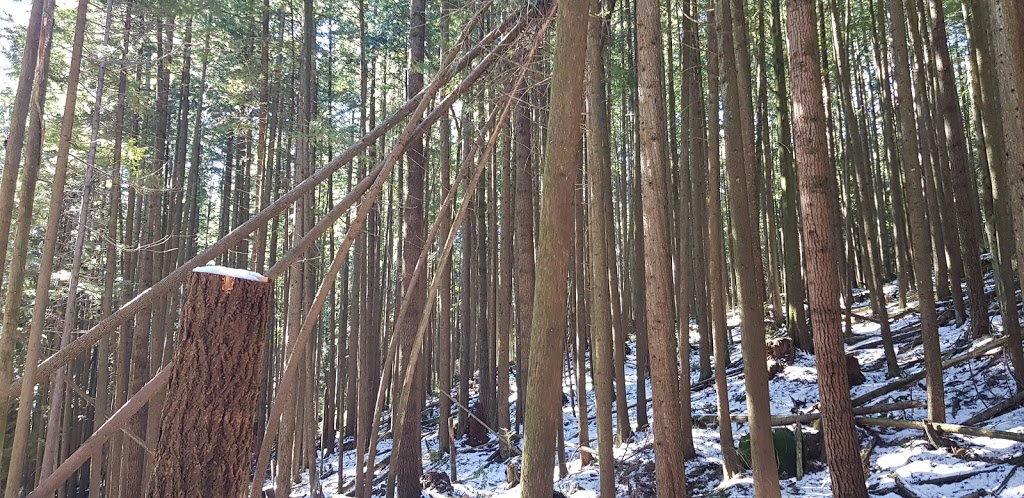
[{"xmin": 277, "ymin": 279, "xmax": 1024, "ymax": 497}]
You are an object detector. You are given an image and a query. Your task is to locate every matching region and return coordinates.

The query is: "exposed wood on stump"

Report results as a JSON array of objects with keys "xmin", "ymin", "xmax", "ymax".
[{"xmin": 148, "ymin": 269, "xmax": 272, "ymax": 498}]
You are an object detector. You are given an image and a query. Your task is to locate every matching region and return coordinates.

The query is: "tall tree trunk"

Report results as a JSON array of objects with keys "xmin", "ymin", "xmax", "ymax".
[
  {"xmin": 585, "ymin": 1, "xmax": 616, "ymax": 491},
  {"xmin": 513, "ymin": 82, "xmax": 536, "ymax": 430},
  {"xmin": 720, "ymin": 0, "xmax": 782, "ymax": 493},
  {"xmin": 772, "ymin": 0, "xmax": 810, "ymax": 351},
  {"xmin": 826, "ymin": 0, "xmax": 899, "ymax": 376},
  {"xmin": 926, "ymin": 0, "xmax": 990, "ymax": 338},
  {"xmin": 437, "ymin": 0, "xmax": 454, "ymax": 455},
  {"xmin": 705, "ymin": 6, "xmax": 740, "ymax": 477},
  {"xmin": 987, "ymin": 1, "xmax": 1024, "ymax": 292},
  {"xmin": 786, "ymin": 0, "xmax": 869, "ymax": 494},
  {"xmin": 519, "ymin": 0, "xmax": 588, "ymax": 493},
  {"xmin": 393, "ymin": 0, "xmax": 428, "ymax": 491},
  {"xmin": 636, "ymin": 0, "xmax": 693, "ymax": 490},
  {"xmin": 0, "ymin": 1, "xmax": 54, "ymax": 492},
  {"xmin": 888, "ymin": 0, "xmax": 945, "ymax": 422},
  {"xmin": 0, "ymin": 0, "xmax": 43, "ymax": 296},
  {"xmin": 39, "ymin": 0, "xmax": 97, "ymax": 478},
  {"xmin": 971, "ymin": 0, "xmax": 1024, "ymax": 385}
]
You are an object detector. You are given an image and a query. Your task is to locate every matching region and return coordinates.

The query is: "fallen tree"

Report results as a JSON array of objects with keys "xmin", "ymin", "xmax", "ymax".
[
  {"xmin": 851, "ymin": 336, "xmax": 1008, "ymax": 406},
  {"xmin": 855, "ymin": 416, "xmax": 1024, "ymax": 443}
]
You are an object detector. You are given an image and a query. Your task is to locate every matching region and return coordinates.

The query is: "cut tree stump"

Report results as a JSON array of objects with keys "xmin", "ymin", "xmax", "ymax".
[{"xmin": 148, "ymin": 268, "xmax": 272, "ymax": 498}]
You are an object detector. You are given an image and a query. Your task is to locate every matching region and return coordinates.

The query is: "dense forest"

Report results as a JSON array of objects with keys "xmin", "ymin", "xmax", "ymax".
[{"xmin": 0, "ymin": 0, "xmax": 1023, "ymax": 496}]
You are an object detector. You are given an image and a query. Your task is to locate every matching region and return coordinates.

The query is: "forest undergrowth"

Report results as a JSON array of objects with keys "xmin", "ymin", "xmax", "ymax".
[{"xmin": 280, "ymin": 273, "xmax": 1024, "ymax": 497}]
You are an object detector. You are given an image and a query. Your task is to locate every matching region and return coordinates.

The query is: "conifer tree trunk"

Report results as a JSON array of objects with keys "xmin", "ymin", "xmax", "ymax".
[
  {"xmin": 786, "ymin": 0, "xmax": 869, "ymax": 494},
  {"xmin": 496, "ymin": 120, "xmax": 514, "ymax": 454},
  {"xmin": 705, "ymin": 7, "xmax": 740, "ymax": 478},
  {"xmin": 519, "ymin": 0, "xmax": 588, "ymax": 493},
  {"xmin": 148, "ymin": 270, "xmax": 271, "ymax": 498},
  {"xmin": 986, "ymin": 2, "xmax": 1024, "ymax": 349},
  {"xmin": 970, "ymin": 0, "xmax": 1024, "ymax": 383},
  {"xmin": 513, "ymin": 82, "xmax": 536, "ymax": 429},
  {"xmin": 0, "ymin": 1, "xmax": 54, "ymax": 492},
  {"xmin": 585, "ymin": 1, "xmax": 616, "ymax": 489},
  {"xmin": 277, "ymin": 1, "xmax": 317, "ymax": 493},
  {"xmin": 926, "ymin": 0, "xmax": 990, "ymax": 338},
  {"xmin": 394, "ymin": 0, "xmax": 428, "ymax": 490},
  {"xmin": 635, "ymin": 0, "xmax": 691, "ymax": 490},
  {"xmin": 771, "ymin": 0, "xmax": 810, "ymax": 351},
  {"xmin": 680, "ymin": 0, "xmax": 713, "ymax": 382},
  {"xmin": 437, "ymin": 0, "xmax": 454, "ymax": 453},
  {"xmin": 888, "ymin": 0, "xmax": 945, "ymax": 422},
  {"xmin": 39, "ymin": 0, "xmax": 96, "ymax": 478},
  {"xmin": 0, "ymin": 0, "xmax": 42, "ymax": 298},
  {"xmin": 826, "ymin": 0, "xmax": 899, "ymax": 376},
  {"xmin": 720, "ymin": 0, "xmax": 782, "ymax": 492}
]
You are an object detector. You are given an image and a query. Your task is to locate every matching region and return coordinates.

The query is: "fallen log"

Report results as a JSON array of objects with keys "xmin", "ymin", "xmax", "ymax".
[
  {"xmin": 854, "ymin": 416, "xmax": 1024, "ymax": 443},
  {"xmin": 693, "ymin": 400, "xmax": 922, "ymax": 426},
  {"xmin": 848, "ymin": 328, "xmax": 923, "ymax": 351},
  {"xmin": 961, "ymin": 389, "xmax": 1024, "ymax": 427},
  {"xmin": 843, "ymin": 308, "xmax": 881, "ymax": 324},
  {"xmin": 914, "ymin": 465, "xmax": 998, "ymax": 486},
  {"xmin": 851, "ymin": 336, "xmax": 1008, "ymax": 406}
]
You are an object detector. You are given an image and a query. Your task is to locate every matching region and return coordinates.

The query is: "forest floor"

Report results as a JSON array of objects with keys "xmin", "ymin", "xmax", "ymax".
[{"xmin": 281, "ymin": 279, "xmax": 1024, "ymax": 497}]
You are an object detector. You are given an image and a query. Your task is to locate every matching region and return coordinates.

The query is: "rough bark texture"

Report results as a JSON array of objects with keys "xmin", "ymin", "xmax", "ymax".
[
  {"xmin": 519, "ymin": 0, "xmax": 588, "ymax": 494},
  {"xmin": 720, "ymin": 0, "xmax": 782, "ymax": 493},
  {"xmin": 926, "ymin": 0, "xmax": 989, "ymax": 338},
  {"xmin": 786, "ymin": 0, "xmax": 869, "ymax": 494},
  {"xmin": 989, "ymin": 1, "xmax": 1024, "ymax": 299},
  {"xmin": 513, "ymin": 84, "xmax": 536, "ymax": 425},
  {"xmin": 635, "ymin": 0, "xmax": 690, "ymax": 493},
  {"xmin": 585, "ymin": 0, "xmax": 616, "ymax": 493},
  {"xmin": 395, "ymin": 0, "xmax": 428, "ymax": 492},
  {"xmin": 889, "ymin": 0, "xmax": 945, "ymax": 421},
  {"xmin": 771, "ymin": 0, "xmax": 810, "ymax": 352},
  {"xmin": 148, "ymin": 271, "xmax": 271, "ymax": 498},
  {"xmin": 705, "ymin": 7, "xmax": 741, "ymax": 479}
]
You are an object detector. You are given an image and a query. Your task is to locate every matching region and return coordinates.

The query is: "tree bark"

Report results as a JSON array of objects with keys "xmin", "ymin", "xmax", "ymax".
[
  {"xmin": 519, "ymin": 0, "xmax": 588, "ymax": 493},
  {"xmin": 0, "ymin": 1, "xmax": 54, "ymax": 492},
  {"xmin": 585, "ymin": 1, "xmax": 616, "ymax": 493},
  {"xmin": 926, "ymin": 0, "xmax": 990, "ymax": 339},
  {"xmin": 705, "ymin": 6, "xmax": 741, "ymax": 478},
  {"xmin": 148, "ymin": 270, "xmax": 271, "ymax": 497},
  {"xmin": 635, "ymin": 0, "xmax": 692, "ymax": 492},
  {"xmin": 888, "ymin": 0, "xmax": 945, "ymax": 422},
  {"xmin": 786, "ymin": 0, "xmax": 869, "ymax": 494},
  {"xmin": 720, "ymin": 0, "xmax": 782, "ymax": 493},
  {"xmin": 393, "ymin": 0, "xmax": 428, "ymax": 491}
]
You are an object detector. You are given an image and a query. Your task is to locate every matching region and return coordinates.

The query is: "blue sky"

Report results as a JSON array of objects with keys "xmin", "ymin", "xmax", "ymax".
[{"xmin": 0, "ymin": 0, "xmax": 75, "ymax": 93}]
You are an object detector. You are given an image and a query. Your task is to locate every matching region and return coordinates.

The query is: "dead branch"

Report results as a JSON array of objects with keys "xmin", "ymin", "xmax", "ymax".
[
  {"xmin": 854, "ymin": 416, "xmax": 1024, "ymax": 443},
  {"xmin": 961, "ymin": 389, "xmax": 1024, "ymax": 427},
  {"xmin": 693, "ymin": 400, "xmax": 922, "ymax": 426},
  {"xmin": 851, "ymin": 337, "xmax": 1008, "ymax": 406}
]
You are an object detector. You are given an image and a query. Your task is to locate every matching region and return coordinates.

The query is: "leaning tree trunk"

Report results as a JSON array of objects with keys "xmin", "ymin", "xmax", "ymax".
[{"xmin": 148, "ymin": 269, "xmax": 271, "ymax": 497}]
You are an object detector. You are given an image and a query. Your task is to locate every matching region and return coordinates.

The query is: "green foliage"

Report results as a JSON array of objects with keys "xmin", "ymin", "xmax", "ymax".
[{"xmin": 737, "ymin": 428, "xmax": 800, "ymax": 479}]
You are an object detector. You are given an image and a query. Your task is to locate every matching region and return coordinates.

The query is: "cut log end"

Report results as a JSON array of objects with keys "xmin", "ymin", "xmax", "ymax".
[{"xmin": 193, "ymin": 265, "xmax": 269, "ymax": 283}]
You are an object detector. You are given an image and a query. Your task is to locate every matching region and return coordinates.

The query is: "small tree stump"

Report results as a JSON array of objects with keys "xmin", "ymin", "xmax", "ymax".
[
  {"xmin": 766, "ymin": 337, "xmax": 795, "ymax": 362},
  {"xmin": 846, "ymin": 354, "xmax": 866, "ymax": 386},
  {"xmin": 148, "ymin": 267, "xmax": 272, "ymax": 498}
]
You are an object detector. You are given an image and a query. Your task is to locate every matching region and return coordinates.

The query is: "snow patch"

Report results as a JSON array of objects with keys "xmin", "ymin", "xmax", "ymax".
[{"xmin": 193, "ymin": 265, "xmax": 269, "ymax": 282}]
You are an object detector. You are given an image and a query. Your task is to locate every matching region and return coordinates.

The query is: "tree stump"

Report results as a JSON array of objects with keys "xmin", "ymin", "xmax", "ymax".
[
  {"xmin": 148, "ymin": 267, "xmax": 272, "ymax": 498},
  {"xmin": 845, "ymin": 354, "xmax": 866, "ymax": 386}
]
